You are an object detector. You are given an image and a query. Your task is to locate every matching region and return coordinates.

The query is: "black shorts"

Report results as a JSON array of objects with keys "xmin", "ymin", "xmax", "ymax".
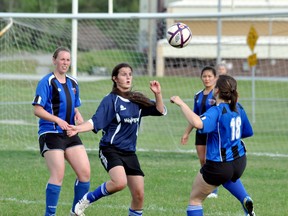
[
  {"xmin": 39, "ymin": 133, "xmax": 83, "ymax": 157},
  {"xmin": 99, "ymin": 146, "xmax": 145, "ymax": 176},
  {"xmin": 195, "ymin": 131, "xmax": 207, "ymax": 146},
  {"xmin": 200, "ymin": 155, "xmax": 247, "ymax": 186}
]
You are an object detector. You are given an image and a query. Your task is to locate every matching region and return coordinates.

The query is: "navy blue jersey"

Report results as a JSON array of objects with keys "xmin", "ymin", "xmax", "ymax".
[
  {"xmin": 32, "ymin": 72, "xmax": 81, "ymax": 135},
  {"xmin": 198, "ymin": 103, "xmax": 253, "ymax": 162},
  {"xmin": 193, "ymin": 89, "xmax": 215, "ymax": 115},
  {"xmin": 90, "ymin": 93, "xmax": 166, "ymax": 152}
]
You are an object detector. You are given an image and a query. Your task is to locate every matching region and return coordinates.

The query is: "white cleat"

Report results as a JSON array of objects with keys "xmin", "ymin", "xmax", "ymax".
[
  {"xmin": 75, "ymin": 193, "xmax": 90, "ymax": 216},
  {"xmin": 70, "ymin": 209, "xmax": 86, "ymax": 216}
]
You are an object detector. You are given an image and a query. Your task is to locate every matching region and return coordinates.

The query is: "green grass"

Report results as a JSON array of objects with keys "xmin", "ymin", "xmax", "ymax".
[
  {"xmin": 0, "ymin": 150, "xmax": 287, "ymax": 215},
  {"xmin": 0, "ymin": 50, "xmax": 145, "ymax": 75},
  {"xmin": 0, "ymin": 60, "xmax": 38, "ymax": 74},
  {"xmin": 1, "ymin": 76, "xmax": 288, "ymax": 215},
  {"xmin": 77, "ymin": 50, "xmax": 146, "ymax": 74}
]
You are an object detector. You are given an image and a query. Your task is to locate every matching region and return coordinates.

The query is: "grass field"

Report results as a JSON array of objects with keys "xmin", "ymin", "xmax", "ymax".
[
  {"xmin": 1, "ymin": 76, "xmax": 288, "ymax": 215},
  {"xmin": 0, "ymin": 150, "xmax": 287, "ymax": 215}
]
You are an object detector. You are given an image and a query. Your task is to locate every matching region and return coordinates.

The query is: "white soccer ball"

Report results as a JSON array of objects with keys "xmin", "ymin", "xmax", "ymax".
[{"xmin": 166, "ymin": 22, "xmax": 192, "ymax": 48}]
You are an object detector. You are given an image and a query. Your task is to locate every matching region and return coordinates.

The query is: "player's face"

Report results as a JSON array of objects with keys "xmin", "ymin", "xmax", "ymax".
[
  {"xmin": 114, "ymin": 67, "xmax": 133, "ymax": 92},
  {"xmin": 201, "ymin": 70, "xmax": 216, "ymax": 88},
  {"xmin": 53, "ymin": 51, "xmax": 71, "ymax": 74}
]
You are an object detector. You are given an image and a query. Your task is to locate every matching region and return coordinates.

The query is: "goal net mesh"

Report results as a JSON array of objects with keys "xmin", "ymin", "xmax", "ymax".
[{"xmin": 1, "ymin": 14, "xmax": 287, "ymax": 156}]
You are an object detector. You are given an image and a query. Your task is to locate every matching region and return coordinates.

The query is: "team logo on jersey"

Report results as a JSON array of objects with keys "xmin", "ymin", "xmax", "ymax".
[
  {"xmin": 208, "ymin": 99, "xmax": 216, "ymax": 105},
  {"xmin": 57, "ymin": 88, "xmax": 61, "ymax": 92},
  {"xmin": 120, "ymin": 105, "xmax": 126, "ymax": 111},
  {"xmin": 71, "ymin": 87, "xmax": 76, "ymax": 94}
]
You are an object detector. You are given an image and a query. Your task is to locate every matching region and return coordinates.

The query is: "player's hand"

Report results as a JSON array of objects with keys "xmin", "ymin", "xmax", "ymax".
[
  {"xmin": 170, "ymin": 96, "xmax": 184, "ymax": 106},
  {"xmin": 56, "ymin": 118, "xmax": 69, "ymax": 130},
  {"xmin": 67, "ymin": 125, "xmax": 78, "ymax": 137},
  {"xmin": 150, "ymin": 80, "xmax": 161, "ymax": 95},
  {"xmin": 181, "ymin": 134, "xmax": 189, "ymax": 145}
]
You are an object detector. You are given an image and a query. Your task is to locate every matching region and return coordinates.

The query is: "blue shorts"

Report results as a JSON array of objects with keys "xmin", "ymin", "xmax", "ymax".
[
  {"xmin": 99, "ymin": 146, "xmax": 145, "ymax": 176},
  {"xmin": 39, "ymin": 133, "xmax": 83, "ymax": 157},
  {"xmin": 200, "ymin": 155, "xmax": 247, "ymax": 186}
]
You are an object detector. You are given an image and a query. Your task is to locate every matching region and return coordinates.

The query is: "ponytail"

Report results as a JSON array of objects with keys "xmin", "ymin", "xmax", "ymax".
[{"xmin": 216, "ymin": 75, "xmax": 238, "ymax": 112}]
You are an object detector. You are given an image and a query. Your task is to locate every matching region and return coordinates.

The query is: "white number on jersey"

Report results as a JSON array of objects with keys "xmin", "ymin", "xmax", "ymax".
[{"xmin": 230, "ymin": 116, "xmax": 241, "ymax": 141}]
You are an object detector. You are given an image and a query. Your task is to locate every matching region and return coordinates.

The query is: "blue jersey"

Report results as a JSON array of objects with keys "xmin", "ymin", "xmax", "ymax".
[
  {"xmin": 194, "ymin": 89, "xmax": 215, "ymax": 136},
  {"xmin": 198, "ymin": 103, "xmax": 253, "ymax": 162},
  {"xmin": 90, "ymin": 93, "xmax": 166, "ymax": 152},
  {"xmin": 193, "ymin": 89, "xmax": 215, "ymax": 115},
  {"xmin": 32, "ymin": 72, "xmax": 81, "ymax": 135}
]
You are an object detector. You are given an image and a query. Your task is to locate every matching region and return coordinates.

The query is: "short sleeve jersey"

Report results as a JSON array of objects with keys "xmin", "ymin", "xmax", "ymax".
[
  {"xmin": 193, "ymin": 89, "xmax": 215, "ymax": 115},
  {"xmin": 194, "ymin": 89, "xmax": 215, "ymax": 135},
  {"xmin": 198, "ymin": 103, "xmax": 253, "ymax": 162},
  {"xmin": 90, "ymin": 93, "xmax": 166, "ymax": 152},
  {"xmin": 32, "ymin": 72, "xmax": 81, "ymax": 135}
]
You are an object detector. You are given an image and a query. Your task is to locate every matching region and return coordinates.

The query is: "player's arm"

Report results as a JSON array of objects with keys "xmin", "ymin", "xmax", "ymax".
[
  {"xmin": 170, "ymin": 96, "xmax": 203, "ymax": 129},
  {"xmin": 181, "ymin": 123, "xmax": 194, "ymax": 145},
  {"xmin": 150, "ymin": 80, "xmax": 165, "ymax": 114},
  {"xmin": 33, "ymin": 104, "xmax": 69, "ymax": 130},
  {"xmin": 74, "ymin": 108, "xmax": 84, "ymax": 125}
]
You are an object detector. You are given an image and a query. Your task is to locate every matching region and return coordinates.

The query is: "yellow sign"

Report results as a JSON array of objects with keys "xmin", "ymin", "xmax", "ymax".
[
  {"xmin": 248, "ymin": 53, "xmax": 257, "ymax": 67},
  {"xmin": 247, "ymin": 26, "xmax": 259, "ymax": 52}
]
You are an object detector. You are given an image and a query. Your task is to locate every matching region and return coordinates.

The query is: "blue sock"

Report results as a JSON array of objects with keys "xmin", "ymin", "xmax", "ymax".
[
  {"xmin": 87, "ymin": 182, "xmax": 110, "ymax": 203},
  {"xmin": 186, "ymin": 205, "xmax": 203, "ymax": 216},
  {"xmin": 223, "ymin": 179, "xmax": 248, "ymax": 202},
  {"xmin": 71, "ymin": 180, "xmax": 90, "ymax": 212},
  {"xmin": 223, "ymin": 179, "xmax": 250, "ymax": 214},
  {"xmin": 128, "ymin": 208, "xmax": 143, "ymax": 216},
  {"xmin": 45, "ymin": 183, "xmax": 61, "ymax": 216}
]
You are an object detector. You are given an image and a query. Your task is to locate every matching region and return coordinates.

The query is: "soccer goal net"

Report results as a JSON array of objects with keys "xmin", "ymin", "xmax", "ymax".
[{"xmin": 0, "ymin": 12, "xmax": 287, "ymax": 157}]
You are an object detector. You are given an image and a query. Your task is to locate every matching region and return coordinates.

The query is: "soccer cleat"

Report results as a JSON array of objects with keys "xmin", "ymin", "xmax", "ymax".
[
  {"xmin": 207, "ymin": 192, "xmax": 218, "ymax": 198},
  {"xmin": 74, "ymin": 193, "xmax": 90, "ymax": 216},
  {"xmin": 70, "ymin": 209, "xmax": 86, "ymax": 216},
  {"xmin": 243, "ymin": 196, "xmax": 256, "ymax": 216}
]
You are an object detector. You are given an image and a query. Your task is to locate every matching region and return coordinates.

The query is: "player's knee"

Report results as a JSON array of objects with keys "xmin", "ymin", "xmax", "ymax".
[
  {"xmin": 111, "ymin": 179, "xmax": 127, "ymax": 192},
  {"xmin": 78, "ymin": 170, "xmax": 90, "ymax": 182}
]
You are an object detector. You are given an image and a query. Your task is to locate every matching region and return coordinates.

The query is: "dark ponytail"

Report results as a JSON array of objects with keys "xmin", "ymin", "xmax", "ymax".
[{"xmin": 215, "ymin": 75, "xmax": 238, "ymax": 112}]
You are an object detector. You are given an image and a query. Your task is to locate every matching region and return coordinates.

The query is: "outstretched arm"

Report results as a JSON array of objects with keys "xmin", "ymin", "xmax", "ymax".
[
  {"xmin": 170, "ymin": 96, "xmax": 203, "ymax": 129},
  {"xmin": 150, "ymin": 80, "xmax": 165, "ymax": 114}
]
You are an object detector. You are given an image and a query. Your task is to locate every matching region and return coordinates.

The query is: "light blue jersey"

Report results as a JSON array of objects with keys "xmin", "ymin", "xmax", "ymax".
[
  {"xmin": 198, "ymin": 103, "xmax": 253, "ymax": 162},
  {"xmin": 90, "ymin": 93, "xmax": 166, "ymax": 152}
]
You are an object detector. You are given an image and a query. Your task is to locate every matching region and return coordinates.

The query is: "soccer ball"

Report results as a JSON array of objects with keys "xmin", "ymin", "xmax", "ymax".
[{"xmin": 166, "ymin": 22, "xmax": 192, "ymax": 48}]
